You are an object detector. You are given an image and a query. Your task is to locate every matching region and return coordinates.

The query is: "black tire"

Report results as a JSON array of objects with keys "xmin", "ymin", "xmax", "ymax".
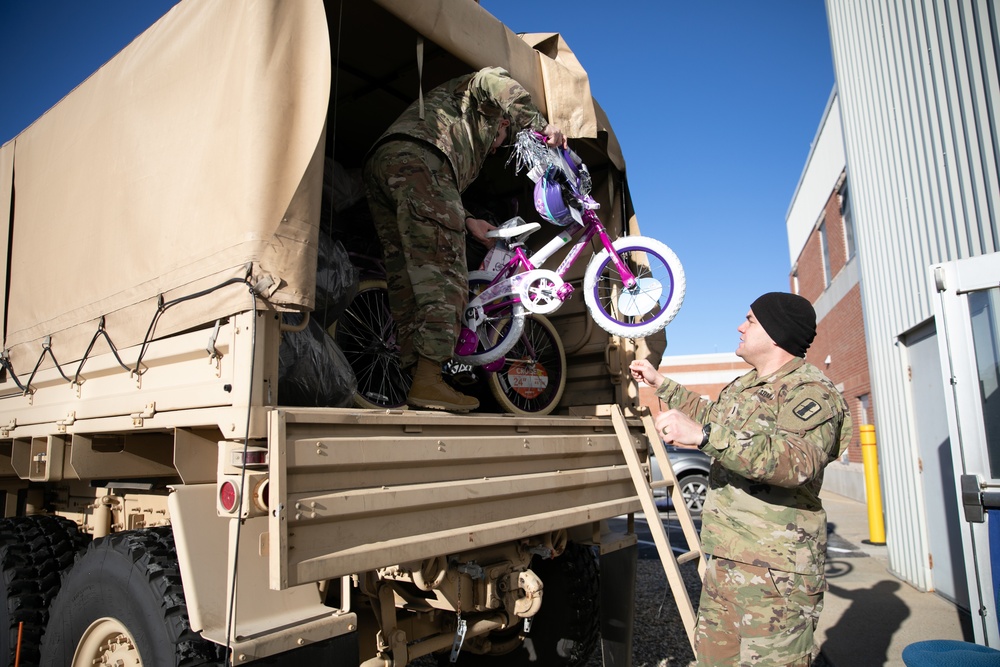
[
  {"xmin": 442, "ymin": 542, "xmax": 600, "ymax": 667},
  {"xmin": 329, "ymin": 279, "xmax": 411, "ymax": 409},
  {"xmin": 0, "ymin": 515, "xmax": 89, "ymax": 667},
  {"xmin": 679, "ymin": 473, "xmax": 709, "ymax": 515},
  {"xmin": 39, "ymin": 527, "xmax": 225, "ymax": 667},
  {"xmin": 487, "ymin": 314, "xmax": 566, "ymax": 416}
]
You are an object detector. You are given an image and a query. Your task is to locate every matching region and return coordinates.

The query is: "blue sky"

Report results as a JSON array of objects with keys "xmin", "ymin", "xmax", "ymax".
[{"xmin": 0, "ymin": 1, "xmax": 835, "ymax": 357}]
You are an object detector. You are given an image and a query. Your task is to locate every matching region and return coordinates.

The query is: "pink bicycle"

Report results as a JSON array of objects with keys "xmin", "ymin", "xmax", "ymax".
[{"xmin": 453, "ymin": 130, "xmax": 686, "ymax": 368}]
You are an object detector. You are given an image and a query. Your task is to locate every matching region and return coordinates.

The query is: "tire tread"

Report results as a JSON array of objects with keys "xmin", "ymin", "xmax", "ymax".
[
  {"xmin": 0, "ymin": 515, "xmax": 89, "ymax": 667},
  {"xmin": 39, "ymin": 526, "xmax": 225, "ymax": 666}
]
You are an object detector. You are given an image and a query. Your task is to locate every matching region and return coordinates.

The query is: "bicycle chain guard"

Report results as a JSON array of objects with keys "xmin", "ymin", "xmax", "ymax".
[{"xmin": 517, "ymin": 269, "xmax": 565, "ymax": 315}]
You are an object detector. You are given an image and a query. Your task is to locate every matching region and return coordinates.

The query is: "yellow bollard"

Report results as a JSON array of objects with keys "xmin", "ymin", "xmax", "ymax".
[{"xmin": 860, "ymin": 424, "xmax": 886, "ymax": 545}]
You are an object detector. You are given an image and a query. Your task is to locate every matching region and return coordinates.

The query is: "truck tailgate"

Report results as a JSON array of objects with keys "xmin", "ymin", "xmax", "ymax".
[{"xmin": 268, "ymin": 407, "xmax": 644, "ymax": 589}]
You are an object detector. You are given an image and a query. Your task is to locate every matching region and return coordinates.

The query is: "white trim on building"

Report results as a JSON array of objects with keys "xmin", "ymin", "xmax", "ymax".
[{"xmin": 785, "ymin": 90, "xmax": 846, "ymax": 266}]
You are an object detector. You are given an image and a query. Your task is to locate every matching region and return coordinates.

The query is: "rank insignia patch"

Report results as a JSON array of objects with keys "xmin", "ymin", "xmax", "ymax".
[{"xmin": 793, "ymin": 398, "xmax": 822, "ymax": 421}]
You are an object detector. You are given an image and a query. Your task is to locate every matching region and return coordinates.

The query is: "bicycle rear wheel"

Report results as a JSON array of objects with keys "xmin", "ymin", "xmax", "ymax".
[
  {"xmin": 582, "ymin": 236, "xmax": 685, "ymax": 338},
  {"xmin": 328, "ymin": 279, "xmax": 410, "ymax": 409},
  {"xmin": 454, "ymin": 270, "xmax": 526, "ymax": 367},
  {"xmin": 487, "ymin": 314, "xmax": 566, "ymax": 416}
]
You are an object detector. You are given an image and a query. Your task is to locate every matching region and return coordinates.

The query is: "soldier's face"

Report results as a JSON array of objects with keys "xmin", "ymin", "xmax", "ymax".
[
  {"xmin": 491, "ymin": 120, "xmax": 511, "ymax": 153},
  {"xmin": 736, "ymin": 309, "xmax": 774, "ymax": 364}
]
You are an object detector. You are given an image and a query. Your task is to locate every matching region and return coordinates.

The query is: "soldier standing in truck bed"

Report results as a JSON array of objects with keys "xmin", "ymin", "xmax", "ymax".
[
  {"xmin": 630, "ymin": 292, "xmax": 852, "ymax": 667},
  {"xmin": 363, "ymin": 66, "xmax": 566, "ymax": 412}
]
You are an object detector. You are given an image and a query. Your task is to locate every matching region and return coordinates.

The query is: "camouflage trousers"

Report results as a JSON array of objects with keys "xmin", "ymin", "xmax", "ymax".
[
  {"xmin": 363, "ymin": 139, "xmax": 468, "ymax": 367},
  {"xmin": 694, "ymin": 557, "xmax": 825, "ymax": 667}
]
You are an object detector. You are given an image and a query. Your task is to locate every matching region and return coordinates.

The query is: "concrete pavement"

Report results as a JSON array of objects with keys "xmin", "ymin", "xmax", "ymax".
[{"xmin": 817, "ymin": 490, "xmax": 973, "ymax": 666}]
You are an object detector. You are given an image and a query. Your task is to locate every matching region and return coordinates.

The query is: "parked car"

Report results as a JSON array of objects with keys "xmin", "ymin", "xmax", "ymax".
[{"xmin": 650, "ymin": 445, "xmax": 711, "ymax": 515}]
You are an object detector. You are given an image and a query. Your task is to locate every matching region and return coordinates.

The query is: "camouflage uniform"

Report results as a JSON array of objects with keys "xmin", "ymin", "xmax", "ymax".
[
  {"xmin": 655, "ymin": 357, "xmax": 852, "ymax": 666},
  {"xmin": 363, "ymin": 67, "xmax": 547, "ymax": 367}
]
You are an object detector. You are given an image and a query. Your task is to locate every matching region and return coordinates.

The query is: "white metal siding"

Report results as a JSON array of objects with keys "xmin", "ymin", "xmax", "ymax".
[{"xmin": 826, "ymin": 0, "xmax": 999, "ymax": 591}]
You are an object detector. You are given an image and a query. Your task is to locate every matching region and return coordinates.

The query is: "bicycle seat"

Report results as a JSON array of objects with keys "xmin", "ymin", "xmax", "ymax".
[{"xmin": 486, "ymin": 222, "xmax": 541, "ymax": 240}]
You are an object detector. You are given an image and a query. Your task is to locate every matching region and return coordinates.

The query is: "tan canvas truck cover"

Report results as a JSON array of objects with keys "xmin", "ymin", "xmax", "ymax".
[
  {"xmin": 0, "ymin": 0, "xmax": 653, "ymax": 393},
  {"xmin": 1, "ymin": 0, "xmax": 330, "ymax": 379},
  {"xmin": 0, "ymin": 1, "xmax": 670, "ymax": 663}
]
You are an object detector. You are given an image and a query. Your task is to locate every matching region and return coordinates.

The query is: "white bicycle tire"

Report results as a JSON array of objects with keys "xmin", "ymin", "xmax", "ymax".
[
  {"xmin": 454, "ymin": 270, "xmax": 526, "ymax": 366},
  {"xmin": 582, "ymin": 236, "xmax": 686, "ymax": 338}
]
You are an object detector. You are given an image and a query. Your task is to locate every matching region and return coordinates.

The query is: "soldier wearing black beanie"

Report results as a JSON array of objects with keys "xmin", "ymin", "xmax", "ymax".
[
  {"xmin": 749, "ymin": 292, "xmax": 817, "ymax": 358},
  {"xmin": 629, "ymin": 290, "xmax": 850, "ymax": 666}
]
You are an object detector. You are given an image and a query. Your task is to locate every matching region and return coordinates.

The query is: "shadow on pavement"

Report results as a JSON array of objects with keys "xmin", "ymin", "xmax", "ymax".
[{"xmin": 822, "ymin": 579, "xmax": 909, "ymax": 666}]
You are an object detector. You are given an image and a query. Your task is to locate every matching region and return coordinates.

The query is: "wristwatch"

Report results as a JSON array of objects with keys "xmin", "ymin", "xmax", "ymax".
[{"xmin": 699, "ymin": 423, "xmax": 712, "ymax": 449}]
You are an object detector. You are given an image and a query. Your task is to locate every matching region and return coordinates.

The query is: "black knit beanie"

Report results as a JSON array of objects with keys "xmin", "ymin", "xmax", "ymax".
[{"xmin": 750, "ymin": 292, "xmax": 817, "ymax": 358}]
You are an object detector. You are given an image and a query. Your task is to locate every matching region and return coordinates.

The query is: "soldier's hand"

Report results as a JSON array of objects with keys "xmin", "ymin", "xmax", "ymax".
[
  {"xmin": 629, "ymin": 359, "xmax": 663, "ymax": 388},
  {"xmin": 542, "ymin": 124, "xmax": 568, "ymax": 149},
  {"xmin": 654, "ymin": 409, "xmax": 703, "ymax": 449},
  {"xmin": 465, "ymin": 217, "xmax": 497, "ymax": 248}
]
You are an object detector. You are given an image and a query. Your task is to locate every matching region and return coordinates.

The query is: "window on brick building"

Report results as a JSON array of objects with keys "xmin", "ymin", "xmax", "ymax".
[
  {"xmin": 820, "ymin": 221, "xmax": 832, "ymax": 287},
  {"xmin": 841, "ymin": 183, "xmax": 856, "ymax": 260},
  {"xmin": 792, "ymin": 271, "xmax": 799, "ymax": 294}
]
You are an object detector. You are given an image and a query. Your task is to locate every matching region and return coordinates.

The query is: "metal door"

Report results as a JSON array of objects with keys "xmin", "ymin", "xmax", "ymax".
[
  {"xmin": 931, "ymin": 252, "xmax": 1000, "ymax": 646},
  {"xmin": 904, "ymin": 321, "xmax": 969, "ymax": 609}
]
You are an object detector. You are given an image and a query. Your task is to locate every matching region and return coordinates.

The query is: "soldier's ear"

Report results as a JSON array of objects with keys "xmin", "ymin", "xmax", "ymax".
[{"xmin": 499, "ymin": 118, "xmax": 510, "ymax": 129}]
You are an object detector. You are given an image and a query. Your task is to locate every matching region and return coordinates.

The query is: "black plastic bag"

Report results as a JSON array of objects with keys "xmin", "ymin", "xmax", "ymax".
[
  {"xmin": 314, "ymin": 235, "xmax": 359, "ymax": 330},
  {"xmin": 278, "ymin": 314, "xmax": 357, "ymax": 407}
]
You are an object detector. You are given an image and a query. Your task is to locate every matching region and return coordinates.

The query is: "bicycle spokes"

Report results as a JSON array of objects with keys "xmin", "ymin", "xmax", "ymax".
[
  {"xmin": 584, "ymin": 238, "xmax": 685, "ymax": 338},
  {"xmin": 617, "ymin": 277, "xmax": 663, "ymax": 317},
  {"xmin": 332, "ymin": 281, "xmax": 411, "ymax": 409},
  {"xmin": 487, "ymin": 314, "xmax": 566, "ymax": 416}
]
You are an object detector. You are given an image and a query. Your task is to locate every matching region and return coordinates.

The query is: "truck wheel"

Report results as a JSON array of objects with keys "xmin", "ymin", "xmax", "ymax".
[
  {"xmin": 39, "ymin": 527, "xmax": 226, "ymax": 667},
  {"xmin": 441, "ymin": 542, "xmax": 600, "ymax": 667},
  {"xmin": 0, "ymin": 515, "xmax": 88, "ymax": 667}
]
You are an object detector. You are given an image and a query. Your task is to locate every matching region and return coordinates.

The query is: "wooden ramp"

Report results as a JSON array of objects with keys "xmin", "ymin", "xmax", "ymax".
[{"xmin": 610, "ymin": 404, "xmax": 706, "ymax": 651}]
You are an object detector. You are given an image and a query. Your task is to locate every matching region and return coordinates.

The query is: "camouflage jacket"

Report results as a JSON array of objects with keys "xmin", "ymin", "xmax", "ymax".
[
  {"xmin": 372, "ymin": 67, "xmax": 547, "ymax": 192},
  {"xmin": 655, "ymin": 357, "xmax": 851, "ymax": 575}
]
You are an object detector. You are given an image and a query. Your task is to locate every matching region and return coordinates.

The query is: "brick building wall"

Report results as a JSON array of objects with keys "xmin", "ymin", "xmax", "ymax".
[
  {"xmin": 637, "ymin": 353, "xmax": 752, "ymax": 421},
  {"xmin": 794, "ymin": 191, "xmax": 849, "ymax": 302},
  {"xmin": 803, "ymin": 283, "xmax": 873, "ymax": 463},
  {"xmin": 791, "ymin": 180, "xmax": 873, "ymax": 464}
]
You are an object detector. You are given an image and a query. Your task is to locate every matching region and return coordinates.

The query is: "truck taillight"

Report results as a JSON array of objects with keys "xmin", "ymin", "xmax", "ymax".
[
  {"xmin": 256, "ymin": 479, "xmax": 269, "ymax": 510},
  {"xmin": 219, "ymin": 480, "xmax": 239, "ymax": 512},
  {"xmin": 231, "ymin": 446, "xmax": 268, "ymax": 469},
  {"xmin": 216, "ymin": 474, "xmax": 267, "ymax": 517}
]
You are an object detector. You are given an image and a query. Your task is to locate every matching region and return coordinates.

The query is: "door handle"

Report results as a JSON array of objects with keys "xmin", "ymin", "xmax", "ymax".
[{"xmin": 960, "ymin": 474, "xmax": 1000, "ymax": 523}]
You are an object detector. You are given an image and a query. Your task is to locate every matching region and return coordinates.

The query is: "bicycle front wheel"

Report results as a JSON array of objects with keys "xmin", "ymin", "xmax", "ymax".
[
  {"xmin": 582, "ymin": 236, "xmax": 685, "ymax": 338},
  {"xmin": 488, "ymin": 314, "xmax": 566, "ymax": 416},
  {"xmin": 454, "ymin": 270, "xmax": 526, "ymax": 367},
  {"xmin": 328, "ymin": 279, "xmax": 410, "ymax": 409}
]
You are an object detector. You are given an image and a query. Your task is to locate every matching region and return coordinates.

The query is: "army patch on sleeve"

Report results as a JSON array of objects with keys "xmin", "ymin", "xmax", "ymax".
[
  {"xmin": 793, "ymin": 398, "xmax": 822, "ymax": 421},
  {"xmin": 778, "ymin": 385, "xmax": 835, "ymax": 432}
]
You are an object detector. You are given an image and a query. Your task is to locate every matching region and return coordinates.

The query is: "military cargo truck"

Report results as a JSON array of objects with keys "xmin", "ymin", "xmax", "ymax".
[{"xmin": 0, "ymin": 1, "xmax": 668, "ymax": 665}]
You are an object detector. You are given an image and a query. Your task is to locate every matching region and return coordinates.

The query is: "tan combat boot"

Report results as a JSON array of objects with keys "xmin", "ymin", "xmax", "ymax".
[{"xmin": 407, "ymin": 357, "xmax": 480, "ymax": 412}]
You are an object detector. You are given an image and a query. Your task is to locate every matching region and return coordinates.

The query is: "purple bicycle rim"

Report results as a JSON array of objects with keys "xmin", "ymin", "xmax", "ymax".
[{"xmin": 592, "ymin": 245, "xmax": 674, "ymax": 328}]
